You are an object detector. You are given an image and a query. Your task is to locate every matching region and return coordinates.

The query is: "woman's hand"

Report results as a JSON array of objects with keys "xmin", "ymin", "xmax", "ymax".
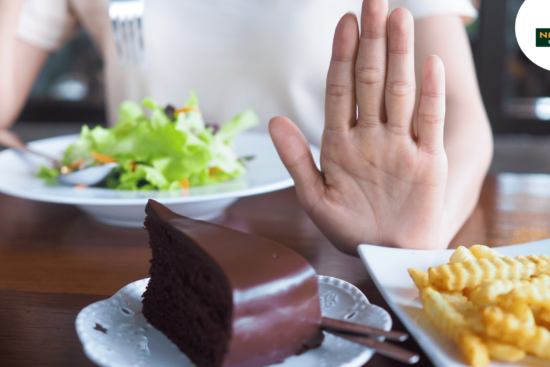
[
  {"xmin": 0, "ymin": 128, "xmax": 25, "ymax": 150},
  {"xmin": 269, "ymin": 1, "xmax": 447, "ymax": 255}
]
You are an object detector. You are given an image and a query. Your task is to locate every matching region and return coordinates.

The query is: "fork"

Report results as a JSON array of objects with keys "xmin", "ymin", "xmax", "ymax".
[{"xmin": 108, "ymin": 0, "xmax": 146, "ymax": 68}]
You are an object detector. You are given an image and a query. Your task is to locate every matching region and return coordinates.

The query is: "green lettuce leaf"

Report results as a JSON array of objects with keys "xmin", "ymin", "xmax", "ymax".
[
  {"xmin": 37, "ymin": 92, "xmax": 257, "ymax": 190},
  {"xmin": 36, "ymin": 166, "xmax": 60, "ymax": 185},
  {"xmin": 215, "ymin": 108, "xmax": 259, "ymax": 145}
]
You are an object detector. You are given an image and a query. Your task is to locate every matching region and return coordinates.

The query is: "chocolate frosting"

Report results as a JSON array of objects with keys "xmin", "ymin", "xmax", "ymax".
[{"xmin": 145, "ymin": 200, "xmax": 322, "ymax": 367}]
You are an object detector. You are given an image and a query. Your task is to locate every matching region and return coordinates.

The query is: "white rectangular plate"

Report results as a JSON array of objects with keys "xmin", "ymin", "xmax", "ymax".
[{"xmin": 358, "ymin": 239, "xmax": 550, "ymax": 367}]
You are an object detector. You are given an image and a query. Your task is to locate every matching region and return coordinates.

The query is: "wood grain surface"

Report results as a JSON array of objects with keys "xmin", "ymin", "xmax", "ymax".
[{"xmin": 1, "ymin": 174, "xmax": 550, "ymax": 367}]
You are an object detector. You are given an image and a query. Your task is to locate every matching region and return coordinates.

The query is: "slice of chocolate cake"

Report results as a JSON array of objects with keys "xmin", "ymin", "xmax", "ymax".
[{"xmin": 142, "ymin": 200, "xmax": 323, "ymax": 367}]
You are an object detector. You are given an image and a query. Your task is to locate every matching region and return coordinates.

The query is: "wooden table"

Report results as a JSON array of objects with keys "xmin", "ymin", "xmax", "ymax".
[{"xmin": 1, "ymin": 173, "xmax": 550, "ymax": 367}]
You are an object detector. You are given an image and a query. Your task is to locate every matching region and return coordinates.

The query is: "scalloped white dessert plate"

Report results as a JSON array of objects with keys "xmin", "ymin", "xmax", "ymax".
[
  {"xmin": 0, "ymin": 131, "xmax": 320, "ymax": 227},
  {"xmin": 76, "ymin": 275, "xmax": 392, "ymax": 367},
  {"xmin": 358, "ymin": 239, "xmax": 550, "ymax": 367}
]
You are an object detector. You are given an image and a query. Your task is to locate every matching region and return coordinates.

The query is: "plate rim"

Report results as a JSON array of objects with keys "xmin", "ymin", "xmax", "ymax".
[{"xmin": 0, "ymin": 131, "xmax": 317, "ymax": 206}]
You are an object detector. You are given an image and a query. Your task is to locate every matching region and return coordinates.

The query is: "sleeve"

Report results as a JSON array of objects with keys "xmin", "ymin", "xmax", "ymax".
[
  {"xmin": 16, "ymin": 0, "xmax": 79, "ymax": 51},
  {"xmin": 388, "ymin": 0, "xmax": 478, "ymax": 22}
]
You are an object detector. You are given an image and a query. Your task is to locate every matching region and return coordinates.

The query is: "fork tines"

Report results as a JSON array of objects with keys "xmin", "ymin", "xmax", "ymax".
[{"xmin": 109, "ymin": 0, "xmax": 146, "ymax": 69}]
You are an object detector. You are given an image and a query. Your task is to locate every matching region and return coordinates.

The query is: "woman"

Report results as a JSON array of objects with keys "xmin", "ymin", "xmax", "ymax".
[{"xmin": 0, "ymin": 0, "xmax": 492, "ymax": 253}]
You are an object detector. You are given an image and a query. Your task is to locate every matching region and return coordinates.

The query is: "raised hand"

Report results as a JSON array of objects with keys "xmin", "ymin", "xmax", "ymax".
[{"xmin": 269, "ymin": 0, "xmax": 447, "ymax": 255}]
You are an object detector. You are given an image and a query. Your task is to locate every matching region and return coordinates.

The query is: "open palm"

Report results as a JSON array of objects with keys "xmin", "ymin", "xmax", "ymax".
[{"xmin": 269, "ymin": 1, "xmax": 447, "ymax": 255}]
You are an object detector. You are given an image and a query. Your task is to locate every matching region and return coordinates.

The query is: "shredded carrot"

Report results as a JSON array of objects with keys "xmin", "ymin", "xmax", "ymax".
[
  {"xmin": 209, "ymin": 167, "xmax": 223, "ymax": 174},
  {"xmin": 180, "ymin": 179, "xmax": 190, "ymax": 189},
  {"xmin": 67, "ymin": 160, "xmax": 83, "ymax": 170},
  {"xmin": 74, "ymin": 184, "xmax": 88, "ymax": 189},
  {"xmin": 130, "ymin": 162, "xmax": 137, "ymax": 172},
  {"xmin": 91, "ymin": 151, "xmax": 117, "ymax": 164},
  {"xmin": 174, "ymin": 107, "xmax": 200, "ymax": 114}
]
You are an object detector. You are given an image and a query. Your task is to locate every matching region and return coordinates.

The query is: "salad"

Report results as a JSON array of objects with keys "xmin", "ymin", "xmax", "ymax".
[{"xmin": 37, "ymin": 92, "xmax": 258, "ymax": 190}]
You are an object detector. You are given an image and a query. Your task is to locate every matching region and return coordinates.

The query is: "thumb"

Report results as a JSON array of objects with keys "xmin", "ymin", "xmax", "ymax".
[{"xmin": 268, "ymin": 116, "xmax": 324, "ymax": 209}]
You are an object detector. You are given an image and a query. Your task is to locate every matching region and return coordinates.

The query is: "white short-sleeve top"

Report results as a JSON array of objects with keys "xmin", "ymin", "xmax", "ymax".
[{"xmin": 17, "ymin": 0, "xmax": 477, "ymax": 146}]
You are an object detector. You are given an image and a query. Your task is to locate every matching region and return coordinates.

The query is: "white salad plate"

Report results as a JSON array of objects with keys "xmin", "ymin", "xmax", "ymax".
[
  {"xmin": 76, "ymin": 275, "xmax": 392, "ymax": 367},
  {"xmin": 358, "ymin": 239, "xmax": 550, "ymax": 367},
  {"xmin": 0, "ymin": 131, "xmax": 320, "ymax": 227}
]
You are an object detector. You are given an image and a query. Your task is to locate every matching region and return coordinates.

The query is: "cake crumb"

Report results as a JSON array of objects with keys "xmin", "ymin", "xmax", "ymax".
[{"xmin": 93, "ymin": 323, "xmax": 108, "ymax": 334}]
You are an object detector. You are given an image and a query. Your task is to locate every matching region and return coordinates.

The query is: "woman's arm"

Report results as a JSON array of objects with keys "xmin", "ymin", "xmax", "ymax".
[
  {"xmin": 414, "ymin": 15, "xmax": 493, "ymax": 246},
  {"xmin": 0, "ymin": 0, "xmax": 50, "ymax": 133}
]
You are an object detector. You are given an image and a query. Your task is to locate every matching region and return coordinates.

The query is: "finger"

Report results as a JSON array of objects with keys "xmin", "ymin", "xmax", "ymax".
[
  {"xmin": 385, "ymin": 8, "xmax": 416, "ymax": 135},
  {"xmin": 0, "ymin": 129, "xmax": 25, "ymax": 150},
  {"xmin": 325, "ymin": 13, "xmax": 359, "ymax": 132},
  {"xmin": 355, "ymin": 0, "xmax": 388, "ymax": 126},
  {"xmin": 417, "ymin": 56, "xmax": 446, "ymax": 154},
  {"xmin": 268, "ymin": 116, "xmax": 325, "ymax": 208}
]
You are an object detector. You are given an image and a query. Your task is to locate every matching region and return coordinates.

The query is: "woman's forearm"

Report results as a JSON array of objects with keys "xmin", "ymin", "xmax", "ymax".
[
  {"xmin": 414, "ymin": 15, "xmax": 493, "ymax": 248},
  {"xmin": 0, "ymin": 0, "xmax": 49, "ymax": 130},
  {"xmin": 440, "ymin": 102, "xmax": 493, "ymax": 246}
]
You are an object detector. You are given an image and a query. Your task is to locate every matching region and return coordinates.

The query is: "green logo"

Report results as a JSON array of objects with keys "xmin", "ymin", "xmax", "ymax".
[{"xmin": 536, "ymin": 28, "xmax": 550, "ymax": 47}]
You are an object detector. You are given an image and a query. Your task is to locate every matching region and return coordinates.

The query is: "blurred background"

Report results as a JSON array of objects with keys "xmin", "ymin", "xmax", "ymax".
[{"xmin": 12, "ymin": 0, "xmax": 550, "ymax": 173}]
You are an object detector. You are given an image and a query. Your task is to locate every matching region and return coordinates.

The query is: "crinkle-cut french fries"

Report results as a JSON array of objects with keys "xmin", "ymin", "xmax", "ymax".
[
  {"xmin": 504, "ymin": 274, "xmax": 550, "ymax": 307},
  {"xmin": 498, "ymin": 298, "xmax": 535, "ymax": 326},
  {"xmin": 408, "ymin": 245, "xmax": 550, "ymax": 366},
  {"xmin": 470, "ymin": 245, "xmax": 502, "ymax": 260},
  {"xmin": 429, "ymin": 255, "xmax": 549, "ymax": 292},
  {"xmin": 458, "ymin": 334, "xmax": 490, "ymax": 367},
  {"xmin": 450, "ymin": 246, "xmax": 477, "ymax": 263},
  {"xmin": 483, "ymin": 306, "xmax": 550, "ymax": 359},
  {"xmin": 442, "ymin": 293, "xmax": 485, "ymax": 334},
  {"xmin": 421, "ymin": 286, "xmax": 471, "ymax": 342},
  {"xmin": 527, "ymin": 254, "xmax": 550, "ymax": 274},
  {"xmin": 486, "ymin": 340, "xmax": 526, "ymax": 362},
  {"xmin": 531, "ymin": 305, "xmax": 550, "ymax": 328},
  {"xmin": 421, "ymin": 286, "xmax": 490, "ymax": 366},
  {"xmin": 408, "ymin": 268, "xmax": 429, "ymax": 290},
  {"xmin": 539, "ymin": 307, "xmax": 550, "ymax": 324},
  {"xmin": 468, "ymin": 279, "xmax": 517, "ymax": 304},
  {"xmin": 469, "ymin": 275, "xmax": 550, "ymax": 304}
]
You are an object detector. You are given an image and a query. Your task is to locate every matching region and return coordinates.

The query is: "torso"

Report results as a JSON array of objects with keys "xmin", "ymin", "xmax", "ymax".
[{"xmin": 69, "ymin": 0, "xmax": 363, "ymax": 146}]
